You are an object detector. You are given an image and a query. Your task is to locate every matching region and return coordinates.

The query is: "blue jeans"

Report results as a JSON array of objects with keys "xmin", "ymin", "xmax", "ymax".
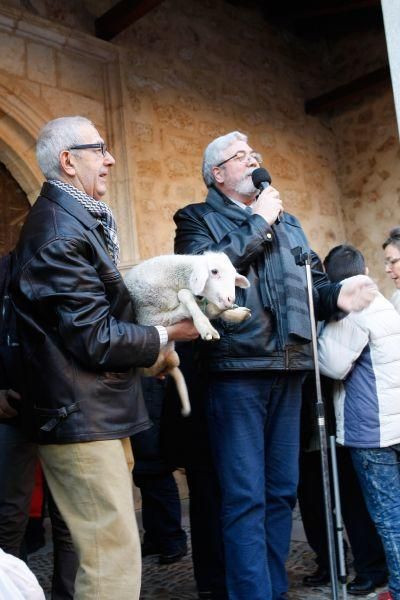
[
  {"xmin": 298, "ymin": 446, "xmax": 387, "ymax": 580},
  {"xmin": 351, "ymin": 446, "xmax": 400, "ymax": 600},
  {"xmin": 207, "ymin": 373, "xmax": 303, "ymax": 600}
]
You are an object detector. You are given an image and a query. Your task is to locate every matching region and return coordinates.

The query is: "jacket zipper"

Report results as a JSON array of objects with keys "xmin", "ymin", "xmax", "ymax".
[{"xmin": 102, "ymin": 272, "xmax": 121, "ymax": 283}]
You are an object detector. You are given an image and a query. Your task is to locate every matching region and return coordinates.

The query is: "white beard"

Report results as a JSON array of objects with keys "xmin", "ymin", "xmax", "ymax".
[{"xmin": 233, "ymin": 169, "xmax": 258, "ymax": 196}]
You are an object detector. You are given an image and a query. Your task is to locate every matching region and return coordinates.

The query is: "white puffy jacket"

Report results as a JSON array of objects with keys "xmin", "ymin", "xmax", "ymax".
[
  {"xmin": 318, "ymin": 289, "xmax": 400, "ymax": 448},
  {"xmin": 0, "ymin": 548, "xmax": 45, "ymax": 600},
  {"xmin": 391, "ymin": 289, "xmax": 400, "ymax": 314}
]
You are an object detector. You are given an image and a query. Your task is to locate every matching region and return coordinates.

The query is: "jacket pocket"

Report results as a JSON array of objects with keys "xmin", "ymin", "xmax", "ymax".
[{"xmin": 97, "ymin": 369, "xmax": 135, "ymax": 390}]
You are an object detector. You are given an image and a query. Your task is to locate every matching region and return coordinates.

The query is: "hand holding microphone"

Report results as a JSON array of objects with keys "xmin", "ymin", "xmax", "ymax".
[{"xmin": 251, "ymin": 168, "xmax": 283, "ymax": 226}]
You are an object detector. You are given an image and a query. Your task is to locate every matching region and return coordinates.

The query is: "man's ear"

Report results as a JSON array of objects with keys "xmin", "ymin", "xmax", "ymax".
[
  {"xmin": 365, "ymin": 266, "xmax": 369, "ymax": 276},
  {"xmin": 212, "ymin": 166, "xmax": 225, "ymax": 184},
  {"xmin": 189, "ymin": 261, "xmax": 209, "ymax": 296},
  {"xmin": 59, "ymin": 150, "xmax": 76, "ymax": 177}
]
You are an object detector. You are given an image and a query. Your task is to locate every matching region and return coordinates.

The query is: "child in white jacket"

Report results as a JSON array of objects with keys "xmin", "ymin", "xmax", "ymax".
[{"xmin": 318, "ymin": 244, "xmax": 400, "ymax": 600}]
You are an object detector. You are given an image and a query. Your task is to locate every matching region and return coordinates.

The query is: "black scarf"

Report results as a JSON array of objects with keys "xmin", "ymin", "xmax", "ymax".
[{"xmin": 263, "ymin": 222, "xmax": 311, "ymax": 345}]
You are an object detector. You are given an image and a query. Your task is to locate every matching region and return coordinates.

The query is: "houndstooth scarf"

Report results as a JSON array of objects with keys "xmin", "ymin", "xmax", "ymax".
[{"xmin": 49, "ymin": 179, "xmax": 120, "ymax": 266}]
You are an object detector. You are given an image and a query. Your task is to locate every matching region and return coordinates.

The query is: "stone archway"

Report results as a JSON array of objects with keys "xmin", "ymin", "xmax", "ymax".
[
  {"xmin": 0, "ymin": 162, "xmax": 30, "ymax": 255},
  {"xmin": 0, "ymin": 74, "xmax": 49, "ymax": 205},
  {"xmin": 0, "ymin": 7, "xmax": 140, "ymax": 267}
]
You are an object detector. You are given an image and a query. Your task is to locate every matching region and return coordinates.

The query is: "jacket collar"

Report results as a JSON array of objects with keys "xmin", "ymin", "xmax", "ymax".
[
  {"xmin": 205, "ymin": 186, "xmax": 248, "ymax": 224},
  {"xmin": 206, "ymin": 184, "xmax": 294, "ymax": 227},
  {"xmin": 40, "ymin": 181, "xmax": 100, "ymax": 231}
]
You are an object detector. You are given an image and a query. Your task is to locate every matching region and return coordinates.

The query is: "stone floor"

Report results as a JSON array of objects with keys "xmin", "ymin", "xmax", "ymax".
[{"xmin": 28, "ymin": 501, "xmax": 387, "ymax": 600}]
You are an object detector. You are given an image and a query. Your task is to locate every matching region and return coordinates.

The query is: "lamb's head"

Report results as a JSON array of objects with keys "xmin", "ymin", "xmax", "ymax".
[{"xmin": 189, "ymin": 252, "xmax": 250, "ymax": 310}]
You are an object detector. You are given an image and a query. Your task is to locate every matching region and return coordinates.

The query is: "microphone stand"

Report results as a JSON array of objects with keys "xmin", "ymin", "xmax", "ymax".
[
  {"xmin": 329, "ymin": 432, "xmax": 348, "ymax": 596},
  {"xmin": 291, "ymin": 247, "xmax": 347, "ymax": 600}
]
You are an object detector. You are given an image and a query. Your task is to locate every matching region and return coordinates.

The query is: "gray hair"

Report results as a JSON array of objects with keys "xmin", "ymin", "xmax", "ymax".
[
  {"xmin": 202, "ymin": 131, "xmax": 248, "ymax": 187},
  {"xmin": 36, "ymin": 116, "xmax": 96, "ymax": 180}
]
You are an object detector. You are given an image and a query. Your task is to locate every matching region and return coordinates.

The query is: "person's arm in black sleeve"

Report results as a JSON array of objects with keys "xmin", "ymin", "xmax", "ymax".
[
  {"xmin": 310, "ymin": 250, "xmax": 342, "ymax": 321},
  {"xmin": 174, "ymin": 208, "xmax": 273, "ymax": 272},
  {"xmin": 19, "ymin": 237, "xmax": 160, "ymax": 372}
]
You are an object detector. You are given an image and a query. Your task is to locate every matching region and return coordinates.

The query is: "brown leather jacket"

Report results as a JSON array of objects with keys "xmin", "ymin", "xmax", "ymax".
[{"xmin": 11, "ymin": 182, "xmax": 160, "ymax": 444}]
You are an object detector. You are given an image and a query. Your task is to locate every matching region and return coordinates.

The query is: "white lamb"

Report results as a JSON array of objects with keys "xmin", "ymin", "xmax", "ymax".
[{"xmin": 124, "ymin": 252, "xmax": 251, "ymax": 415}]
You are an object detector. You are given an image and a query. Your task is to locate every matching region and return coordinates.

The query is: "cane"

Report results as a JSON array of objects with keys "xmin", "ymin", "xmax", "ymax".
[{"xmin": 291, "ymin": 247, "xmax": 347, "ymax": 600}]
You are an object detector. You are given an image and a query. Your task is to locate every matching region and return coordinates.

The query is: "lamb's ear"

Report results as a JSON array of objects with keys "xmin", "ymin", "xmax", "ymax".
[
  {"xmin": 189, "ymin": 261, "xmax": 209, "ymax": 295},
  {"xmin": 235, "ymin": 273, "xmax": 250, "ymax": 289}
]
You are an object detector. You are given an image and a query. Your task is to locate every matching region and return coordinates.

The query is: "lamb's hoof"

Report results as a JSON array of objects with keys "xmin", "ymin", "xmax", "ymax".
[
  {"xmin": 238, "ymin": 307, "xmax": 252, "ymax": 321},
  {"xmin": 181, "ymin": 405, "xmax": 191, "ymax": 417},
  {"xmin": 202, "ymin": 329, "xmax": 220, "ymax": 341},
  {"xmin": 222, "ymin": 306, "xmax": 252, "ymax": 323}
]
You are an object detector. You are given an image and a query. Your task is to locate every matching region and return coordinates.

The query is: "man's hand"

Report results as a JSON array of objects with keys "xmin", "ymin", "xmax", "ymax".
[
  {"xmin": 251, "ymin": 185, "xmax": 283, "ymax": 225},
  {"xmin": 0, "ymin": 389, "xmax": 21, "ymax": 418},
  {"xmin": 166, "ymin": 319, "xmax": 199, "ymax": 342},
  {"xmin": 337, "ymin": 274, "xmax": 378, "ymax": 313}
]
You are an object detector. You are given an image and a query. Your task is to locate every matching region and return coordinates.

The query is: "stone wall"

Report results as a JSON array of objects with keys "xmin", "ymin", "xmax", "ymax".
[
  {"xmin": 0, "ymin": 7, "xmax": 108, "ymax": 194},
  {"xmin": 114, "ymin": 0, "xmax": 346, "ymax": 261},
  {"xmin": 0, "ymin": 0, "xmax": 94, "ymax": 33},
  {"xmin": 331, "ymin": 89, "xmax": 399, "ymax": 296},
  {"xmin": 0, "ymin": 5, "xmax": 140, "ymax": 268},
  {"xmin": 0, "ymin": 0, "xmax": 398, "ymax": 292},
  {"xmin": 327, "ymin": 28, "xmax": 400, "ymax": 295}
]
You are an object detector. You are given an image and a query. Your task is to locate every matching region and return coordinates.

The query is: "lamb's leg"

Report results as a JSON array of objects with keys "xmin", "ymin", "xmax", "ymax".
[
  {"xmin": 169, "ymin": 366, "xmax": 191, "ymax": 416},
  {"xmin": 177, "ymin": 289, "xmax": 220, "ymax": 340},
  {"xmin": 205, "ymin": 302, "xmax": 251, "ymax": 323}
]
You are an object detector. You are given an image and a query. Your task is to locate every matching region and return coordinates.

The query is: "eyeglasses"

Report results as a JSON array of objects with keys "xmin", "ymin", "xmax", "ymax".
[
  {"xmin": 216, "ymin": 150, "xmax": 262, "ymax": 168},
  {"xmin": 69, "ymin": 143, "xmax": 109, "ymax": 157},
  {"xmin": 384, "ymin": 257, "xmax": 400, "ymax": 267}
]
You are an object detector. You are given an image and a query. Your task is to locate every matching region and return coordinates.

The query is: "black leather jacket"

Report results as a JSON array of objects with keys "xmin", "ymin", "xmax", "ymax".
[
  {"xmin": 11, "ymin": 182, "xmax": 160, "ymax": 444},
  {"xmin": 174, "ymin": 186, "xmax": 340, "ymax": 372}
]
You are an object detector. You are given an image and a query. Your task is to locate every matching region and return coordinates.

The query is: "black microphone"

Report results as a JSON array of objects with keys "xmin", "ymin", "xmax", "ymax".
[
  {"xmin": 251, "ymin": 167, "xmax": 272, "ymax": 192},
  {"xmin": 251, "ymin": 168, "xmax": 281, "ymax": 223}
]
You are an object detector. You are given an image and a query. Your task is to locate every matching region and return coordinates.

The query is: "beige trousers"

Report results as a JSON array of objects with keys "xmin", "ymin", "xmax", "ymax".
[{"xmin": 39, "ymin": 438, "xmax": 141, "ymax": 600}]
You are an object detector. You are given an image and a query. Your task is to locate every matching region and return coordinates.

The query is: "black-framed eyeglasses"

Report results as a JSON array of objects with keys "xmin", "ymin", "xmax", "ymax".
[
  {"xmin": 384, "ymin": 257, "xmax": 400, "ymax": 267},
  {"xmin": 216, "ymin": 150, "xmax": 262, "ymax": 168},
  {"xmin": 69, "ymin": 143, "xmax": 108, "ymax": 157}
]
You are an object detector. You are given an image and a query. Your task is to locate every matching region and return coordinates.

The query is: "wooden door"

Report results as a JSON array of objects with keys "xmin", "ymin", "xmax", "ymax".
[{"xmin": 0, "ymin": 162, "xmax": 30, "ymax": 255}]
